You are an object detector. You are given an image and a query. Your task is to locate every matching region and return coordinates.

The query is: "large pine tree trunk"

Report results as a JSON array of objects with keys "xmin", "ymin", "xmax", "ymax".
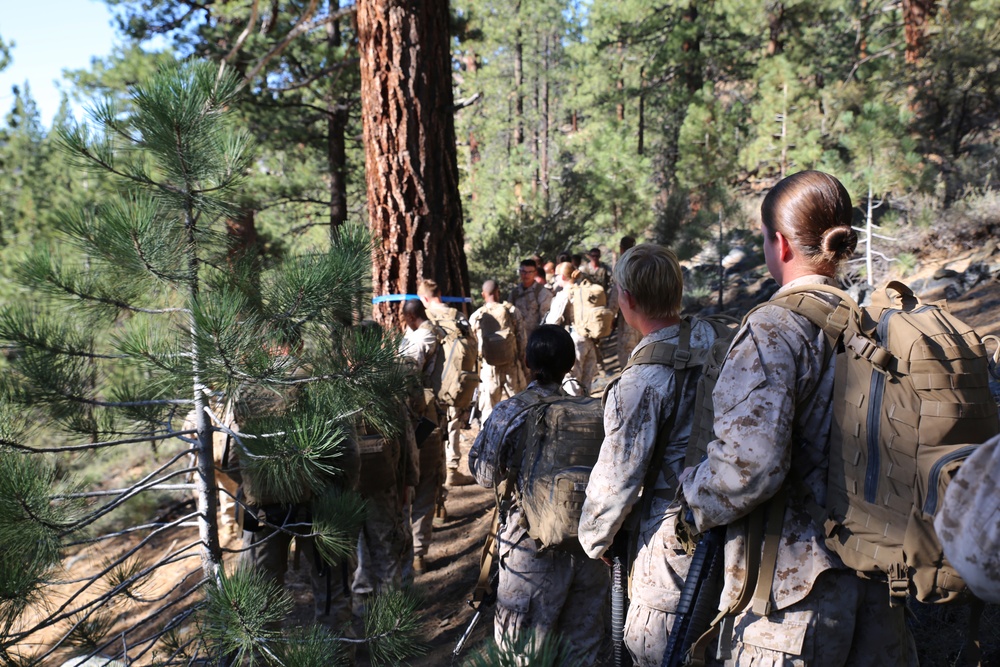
[{"xmin": 357, "ymin": 0, "xmax": 470, "ymax": 328}]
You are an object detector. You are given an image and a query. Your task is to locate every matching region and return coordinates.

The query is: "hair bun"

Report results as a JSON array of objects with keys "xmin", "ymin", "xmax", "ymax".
[{"xmin": 820, "ymin": 225, "xmax": 858, "ymax": 262}]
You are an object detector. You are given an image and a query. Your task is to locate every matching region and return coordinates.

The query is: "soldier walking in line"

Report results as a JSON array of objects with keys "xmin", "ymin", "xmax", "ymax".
[
  {"xmin": 578, "ymin": 244, "xmax": 719, "ymax": 666},
  {"xmin": 468, "ymin": 325, "xmax": 609, "ymax": 665},
  {"xmin": 352, "ymin": 319, "xmax": 421, "ymax": 606},
  {"xmin": 509, "ymin": 258, "xmax": 553, "ymax": 341},
  {"xmin": 398, "ymin": 299, "xmax": 445, "ymax": 574},
  {"xmin": 417, "ymin": 279, "xmax": 476, "ymax": 488},
  {"xmin": 610, "ymin": 236, "xmax": 642, "ymax": 368},
  {"xmin": 678, "ymin": 171, "xmax": 916, "ymax": 666},
  {"xmin": 469, "ymin": 279, "xmax": 527, "ymax": 423},
  {"xmin": 230, "ymin": 335, "xmax": 359, "ymax": 634},
  {"xmin": 545, "ymin": 262, "xmax": 598, "ymax": 395},
  {"xmin": 579, "ymin": 247, "xmax": 611, "ymax": 290}
]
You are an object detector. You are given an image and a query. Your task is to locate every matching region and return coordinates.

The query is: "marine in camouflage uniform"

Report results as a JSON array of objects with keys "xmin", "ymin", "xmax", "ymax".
[
  {"xmin": 398, "ymin": 315, "xmax": 443, "ymax": 570},
  {"xmin": 425, "ymin": 301, "xmax": 473, "ymax": 481},
  {"xmin": 469, "ymin": 298, "xmax": 527, "ymax": 422},
  {"xmin": 545, "ymin": 287, "xmax": 598, "ymax": 394},
  {"xmin": 352, "ymin": 403, "xmax": 421, "ymax": 604},
  {"xmin": 579, "ymin": 258, "xmax": 611, "ymax": 291},
  {"xmin": 679, "ymin": 275, "xmax": 916, "ymax": 667},
  {"xmin": 578, "ymin": 319, "xmax": 718, "ymax": 667},
  {"xmin": 935, "ymin": 431, "xmax": 1000, "ymax": 604},
  {"xmin": 468, "ymin": 379, "xmax": 609, "ymax": 665},
  {"xmin": 230, "ymin": 364, "xmax": 360, "ymax": 631},
  {"xmin": 509, "ymin": 280, "xmax": 553, "ymax": 342}
]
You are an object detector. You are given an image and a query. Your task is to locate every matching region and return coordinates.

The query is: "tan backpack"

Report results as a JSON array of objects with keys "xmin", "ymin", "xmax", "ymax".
[
  {"xmin": 428, "ymin": 307, "xmax": 480, "ymax": 409},
  {"xmin": 571, "ymin": 280, "xmax": 614, "ymax": 340},
  {"xmin": 760, "ymin": 281, "xmax": 1000, "ymax": 603},
  {"xmin": 499, "ymin": 392, "xmax": 605, "ymax": 552},
  {"xmin": 478, "ymin": 302, "xmax": 518, "ymax": 368}
]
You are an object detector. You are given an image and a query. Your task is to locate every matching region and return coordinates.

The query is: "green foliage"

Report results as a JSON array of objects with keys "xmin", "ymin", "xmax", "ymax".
[
  {"xmin": 0, "ymin": 60, "xmax": 415, "ymax": 664},
  {"xmin": 202, "ymin": 565, "xmax": 293, "ymax": 665},
  {"xmin": 461, "ymin": 628, "xmax": 572, "ymax": 667},
  {"xmin": 361, "ymin": 587, "xmax": 427, "ymax": 666},
  {"xmin": 311, "ymin": 487, "xmax": 368, "ymax": 564},
  {"xmin": 274, "ymin": 625, "xmax": 354, "ymax": 667},
  {"xmin": 237, "ymin": 416, "xmax": 351, "ymax": 504},
  {"xmin": 0, "ymin": 447, "xmax": 76, "ymax": 636},
  {"xmin": 740, "ymin": 55, "xmax": 824, "ymax": 181}
]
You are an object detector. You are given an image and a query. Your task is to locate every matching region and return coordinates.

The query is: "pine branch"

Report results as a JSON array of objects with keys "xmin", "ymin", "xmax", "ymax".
[{"xmin": 0, "ymin": 431, "xmax": 195, "ymax": 455}]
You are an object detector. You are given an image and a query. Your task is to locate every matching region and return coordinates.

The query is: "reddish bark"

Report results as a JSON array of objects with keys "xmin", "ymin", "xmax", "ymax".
[
  {"xmin": 357, "ymin": 0, "xmax": 470, "ymax": 329},
  {"xmin": 903, "ymin": 0, "xmax": 937, "ymax": 64}
]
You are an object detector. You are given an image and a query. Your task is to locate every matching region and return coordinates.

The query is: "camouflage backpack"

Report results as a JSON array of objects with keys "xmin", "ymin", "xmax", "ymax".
[
  {"xmin": 571, "ymin": 280, "xmax": 614, "ymax": 340},
  {"xmin": 757, "ymin": 281, "xmax": 1000, "ymax": 603},
  {"xmin": 478, "ymin": 302, "xmax": 518, "ymax": 368},
  {"xmin": 427, "ymin": 306, "xmax": 480, "ymax": 409},
  {"xmin": 499, "ymin": 391, "xmax": 605, "ymax": 552}
]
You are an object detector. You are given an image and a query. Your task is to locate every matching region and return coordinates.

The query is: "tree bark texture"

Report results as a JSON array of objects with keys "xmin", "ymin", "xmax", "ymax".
[
  {"xmin": 327, "ymin": 0, "xmax": 349, "ymax": 239},
  {"xmin": 903, "ymin": 0, "xmax": 937, "ymax": 64},
  {"xmin": 358, "ymin": 0, "xmax": 470, "ymax": 328}
]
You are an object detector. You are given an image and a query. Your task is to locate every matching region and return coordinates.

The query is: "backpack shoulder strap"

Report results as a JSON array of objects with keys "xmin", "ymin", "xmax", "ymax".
[
  {"xmin": 495, "ymin": 389, "xmax": 550, "ymax": 509},
  {"xmin": 745, "ymin": 284, "xmax": 854, "ymax": 338},
  {"xmin": 753, "ymin": 285, "xmax": 894, "ymax": 370},
  {"xmin": 602, "ymin": 317, "xmax": 701, "ymax": 407},
  {"xmin": 603, "ymin": 318, "xmax": 696, "ymax": 539}
]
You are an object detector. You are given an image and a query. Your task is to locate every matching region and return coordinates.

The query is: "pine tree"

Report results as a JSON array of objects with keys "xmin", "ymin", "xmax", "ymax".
[{"xmin": 0, "ymin": 61, "xmax": 421, "ymax": 666}]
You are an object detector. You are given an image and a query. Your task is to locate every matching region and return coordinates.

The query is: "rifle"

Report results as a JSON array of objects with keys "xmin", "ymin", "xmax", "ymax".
[
  {"xmin": 466, "ymin": 388, "xmax": 481, "ymax": 428},
  {"xmin": 661, "ymin": 524, "xmax": 726, "ymax": 667},
  {"xmin": 611, "ymin": 554, "xmax": 628, "ymax": 667},
  {"xmin": 452, "ymin": 571, "xmax": 498, "ymax": 665},
  {"xmin": 606, "ymin": 523, "xmax": 633, "ymax": 667},
  {"xmin": 454, "ymin": 499, "xmax": 502, "ymax": 664}
]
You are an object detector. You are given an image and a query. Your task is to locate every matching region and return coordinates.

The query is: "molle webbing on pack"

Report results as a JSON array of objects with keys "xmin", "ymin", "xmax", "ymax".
[
  {"xmin": 427, "ymin": 308, "xmax": 480, "ymax": 409},
  {"xmin": 571, "ymin": 279, "xmax": 614, "ymax": 339},
  {"xmin": 499, "ymin": 391, "xmax": 605, "ymax": 552},
  {"xmin": 478, "ymin": 302, "xmax": 518, "ymax": 368},
  {"xmin": 764, "ymin": 281, "xmax": 1000, "ymax": 604}
]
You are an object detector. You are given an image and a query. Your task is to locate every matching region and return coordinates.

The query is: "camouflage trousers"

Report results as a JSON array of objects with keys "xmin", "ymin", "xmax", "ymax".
[
  {"xmin": 353, "ymin": 482, "xmax": 410, "ymax": 598},
  {"xmin": 478, "ymin": 362, "xmax": 527, "ymax": 423},
  {"xmin": 623, "ymin": 503, "xmax": 691, "ymax": 666},
  {"xmin": 721, "ymin": 569, "xmax": 917, "ymax": 667},
  {"xmin": 570, "ymin": 330, "xmax": 599, "ymax": 394},
  {"xmin": 239, "ymin": 503, "xmax": 354, "ymax": 630},
  {"xmin": 494, "ymin": 531, "xmax": 610, "ymax": 666},
  {"xmin": 410, "ymin": 433, "xmax": 444, "ymax": 558},
  {"xmin": 445, "ymin": 406, "xmax": 462, "ymax": 471}
]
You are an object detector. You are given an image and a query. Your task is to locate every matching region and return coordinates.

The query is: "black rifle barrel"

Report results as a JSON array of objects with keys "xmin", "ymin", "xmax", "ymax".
[
  {"xmin": 661, "ymin": 526, "xmax": 726, "ymax": 667},
  {"xmin": 612, "ymin": 555, "xmax": 626, "ymax": 667}
]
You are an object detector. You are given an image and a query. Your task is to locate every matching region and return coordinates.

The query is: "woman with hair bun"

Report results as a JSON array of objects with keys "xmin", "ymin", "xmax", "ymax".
[{"xmin": 679, "ymin": 171, "xmax": 916, "ymax": 666}]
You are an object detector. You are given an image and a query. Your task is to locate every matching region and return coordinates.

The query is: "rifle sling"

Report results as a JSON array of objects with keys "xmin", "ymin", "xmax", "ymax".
[
  {"xmin": 472, "ymin": 499, "xmax": 500, "ymax": 609},
  {"xmin": 750, "ymin": 486, "xmax": 787, "ymax": 616},
  {"xmin": 687, "ymin": 498, "xmax": 768, "ymax": 665}
]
